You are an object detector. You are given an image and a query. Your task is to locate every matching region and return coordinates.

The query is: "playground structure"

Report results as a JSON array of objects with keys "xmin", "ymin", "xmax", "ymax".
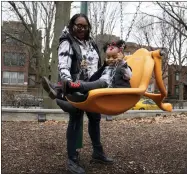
[{"xmin": 66, "ymin": 48, "xmax": 172, "ymax": 115}]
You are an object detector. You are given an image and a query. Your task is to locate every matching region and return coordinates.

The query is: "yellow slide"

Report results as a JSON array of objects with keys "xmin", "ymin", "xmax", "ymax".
[{"xmin": 66, "ymin": 48, "xmax": 172, "ymax": 115}]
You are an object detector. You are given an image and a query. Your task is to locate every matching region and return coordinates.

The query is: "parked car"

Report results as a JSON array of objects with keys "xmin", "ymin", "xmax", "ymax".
[
  {"xmin": 14, "ymin": 94, "xmax": 43, "ymax": 108},
  {"xmin": 131, "ymin": 99, "xmax": 160, "ymax": 110}
]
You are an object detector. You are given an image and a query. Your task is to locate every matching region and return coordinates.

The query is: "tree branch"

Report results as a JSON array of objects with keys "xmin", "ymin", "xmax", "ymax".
[
  {"xmin": 21, "ymin": 2, "xmax": 34, "ymax": 26},
  {"xmin": 140, "ymin": 11, "xmax": 187, "ymax": 38},
  {"xmin": 2, "ymin": 30, "xmax": 35, "ymax": 48},
  {"xmin": 8, "ymin": 1, "xmax": 33, "ymax": 37},
  {"xmin": 157, "ymin": 2, "xmax": 187, "ymax": 30},
  {"xmin": 166, "ymin": 2, "xmax": 187, "ymax": 30}
]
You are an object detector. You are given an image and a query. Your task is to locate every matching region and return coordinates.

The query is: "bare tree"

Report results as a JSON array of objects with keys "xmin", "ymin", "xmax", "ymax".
[
  {"xmin": 88, "ymin": 2, "xmax": 121, "ymax": 40},
  {"xmin": 156, "ymin": 2, "xmax": 187, "ymax": 31},
  {"xmin": 133, "ymin": 13, "xmax": 173, "ymax": 81},
  {"xmin": 48, "ymin": 2, "xmax": 71, "ymax": 109},
  {"xmin": 156, "ymin": 2, "xmax": 187, "ymax": 101},
  {"xmin": 50, "ymin": 2, "xmax": 71, "ymax": 84},
  {"xmin": 140, "ymin": 2, "xmax": 187, "ymax": 38},
  {"xmin": 134, "ymin": 3, "xmax": 187, "ymax": 100},
  {"xmin": 2, "ymin": 2, "xmax": 55, "ymax": 82},
  {"xmin": 2, "ymin": 1, "xmax": 71, "ymax": 108}
]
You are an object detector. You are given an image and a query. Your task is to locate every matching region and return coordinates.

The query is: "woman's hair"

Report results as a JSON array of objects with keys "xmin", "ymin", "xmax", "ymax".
[
  {"xmin": 67, "ymin": 13, "xmax": 91, "ymax": 40},
  {"xmin": 103, "ymin": 40, "xmax": 126, "ymax": 52}
]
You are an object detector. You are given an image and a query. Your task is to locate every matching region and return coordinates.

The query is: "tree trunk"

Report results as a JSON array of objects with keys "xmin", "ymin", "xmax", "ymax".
[{"xmin": 48, "ymin": 1, "xmax": 71, "ymax": 109}]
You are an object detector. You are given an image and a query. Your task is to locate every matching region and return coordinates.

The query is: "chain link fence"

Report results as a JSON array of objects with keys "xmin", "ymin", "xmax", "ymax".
[
  {"xmin": 164, "ymin": 99, "xmax": 187, "ymax": 109},
  {"xmin": 2, "ymin": 90, "xmax": 187, "ymax": 110},
  {"xmin": 1, "ymin": 91, "xmax": 43, "ymax": 108}
]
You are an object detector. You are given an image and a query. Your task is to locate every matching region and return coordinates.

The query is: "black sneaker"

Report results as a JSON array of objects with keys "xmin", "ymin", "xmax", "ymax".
[
  {"xmin": 91, "ymin": 152, "xmax": 114, "ymax": 164},
  {"xmin": 67, "ymin": 159, "xmax": 86, "ymax": 174},
  {"xmin": 42, "ymin": 76, "xmax": 57, "ymax": 99},
  {"xmin": 91, "ymin": 146, "xmax": 114, "ymax": 164}
]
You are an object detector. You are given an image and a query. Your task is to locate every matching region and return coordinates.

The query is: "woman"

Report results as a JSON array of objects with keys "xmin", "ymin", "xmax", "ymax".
[{"xmin": 51, "ymin": 14, "xmax": 113, "ymax": 174}]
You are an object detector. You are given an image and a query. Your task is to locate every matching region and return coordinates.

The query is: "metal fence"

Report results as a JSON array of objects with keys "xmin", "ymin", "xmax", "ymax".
[
  {"xmin": 1, "ymin": 93, "xmax": 43, "ymax": 109},
  {"xmin": 1, "ymin": 91, "xmax": 187, "ymax": 110},
  {"xmin": 166, "ymin": 100, "xmax": 187, "ymax": 109}
]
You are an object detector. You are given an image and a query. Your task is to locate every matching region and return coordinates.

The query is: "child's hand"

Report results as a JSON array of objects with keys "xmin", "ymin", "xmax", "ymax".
[
  {"xmin": 117, "ymin": 52, "xmax": 124, "ymax": 59},
  {"xmin": 116, "ymin": 52, "xmax": 124, "ymax": 63},
  {"xmin": 121, "ymin": 60, "xmax": 128, "ymax": 68}
]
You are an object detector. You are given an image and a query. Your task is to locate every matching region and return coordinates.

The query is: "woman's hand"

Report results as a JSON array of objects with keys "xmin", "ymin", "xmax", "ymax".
[{"xmin": 81, "ymin": 59, "xmax": 87, "ymax": 68}]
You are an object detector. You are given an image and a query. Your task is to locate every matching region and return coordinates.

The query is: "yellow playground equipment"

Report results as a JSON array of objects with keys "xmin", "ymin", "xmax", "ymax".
[{"xmin": 66, "ymin": 48, "xmax": 172, "ymax": 115}]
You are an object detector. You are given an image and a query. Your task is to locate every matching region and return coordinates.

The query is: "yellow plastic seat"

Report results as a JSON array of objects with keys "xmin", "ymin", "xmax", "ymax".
[{"xmin": 66, "ymin": 48, "xmax": 172, "ymax": 115}]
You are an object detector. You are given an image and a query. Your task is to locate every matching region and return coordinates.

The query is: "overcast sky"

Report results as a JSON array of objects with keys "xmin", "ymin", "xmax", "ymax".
[
  {"xmin": 2, "ymin": 1, "xmax": 186, "ymax": 50},
  {"xmin": 2, "ymin": 1, "xmax": 159, "ymax": 43},
  {"xmin": 2, "ymin": 1, "xmax": 186, "ymax": 65}
]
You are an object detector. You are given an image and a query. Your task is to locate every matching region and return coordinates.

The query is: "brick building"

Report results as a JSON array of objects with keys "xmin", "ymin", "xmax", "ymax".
[
  {"xmin": 168, "ymin": 65, "xmax": 187, "ymax": 100},
  {"xmin": 1, "ymin": 21, "xmax": 40, "ymax": 96}
]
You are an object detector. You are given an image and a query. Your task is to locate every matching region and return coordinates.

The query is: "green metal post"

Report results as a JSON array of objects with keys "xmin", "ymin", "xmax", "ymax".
[
  {"xmin": 80, "ymin": 2, "xmax": 88, "ymax": 15},
  {"xmin": 76, "ymin": 1, "xmax": 88, "ymax": 149}
]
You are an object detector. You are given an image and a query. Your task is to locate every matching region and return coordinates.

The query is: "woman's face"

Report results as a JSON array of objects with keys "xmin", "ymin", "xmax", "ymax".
[{"xmin": 73, "ymin": 17, "xmax": 89, "ymax": 40}]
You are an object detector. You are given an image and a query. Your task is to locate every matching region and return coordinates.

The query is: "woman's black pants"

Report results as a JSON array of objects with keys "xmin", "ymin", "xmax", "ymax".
[{"xmin": 67, "ymin": 109, "xmax": 102, "ymax": 159}]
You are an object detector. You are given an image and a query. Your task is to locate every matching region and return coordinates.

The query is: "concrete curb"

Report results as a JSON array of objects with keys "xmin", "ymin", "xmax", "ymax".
[{"xmin": 2, "ymin": 108, "xmax": 187, "ymax": 122}]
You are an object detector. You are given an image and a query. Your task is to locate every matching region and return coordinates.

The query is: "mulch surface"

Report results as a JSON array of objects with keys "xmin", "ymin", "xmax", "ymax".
[{"xmin": 2, "ymin": 113, "xmax": 187, "ymax": 174}]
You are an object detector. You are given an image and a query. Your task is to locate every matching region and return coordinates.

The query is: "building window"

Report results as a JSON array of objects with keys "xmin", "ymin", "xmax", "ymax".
[
  {"xmin": 18, "ymin": 72, "xmax": 24, "ymax": 84},
  {"xmin": 175, "ymin": 72, "xmax": 179, "ymax": 81},
  {"xmin": 2, "ymin": 72, "xmax": 9, "ymax": 84},
  {"xmin": 4, "ymin": 52, "xmax": 26, "ymax": 66},
  {"xmin": 10, "ymin": 72, "xmax": 17, "ymax": 84},
  {"xmin": 175, "ymin": 85, "xmax": 179, "ymax": 95},
  {"xmin": 2, "ymin": 71, "xmax": 24, "ymax": 85},
  {"xmin": 28, "ymin": 75, "xmax": 36, "ymax": 86}
]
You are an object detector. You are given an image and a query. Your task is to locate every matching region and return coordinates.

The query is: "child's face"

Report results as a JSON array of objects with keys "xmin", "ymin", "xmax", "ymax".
[{"xmin": 105, "ymin": 47, "xmax": 124, "ymax": 65}]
